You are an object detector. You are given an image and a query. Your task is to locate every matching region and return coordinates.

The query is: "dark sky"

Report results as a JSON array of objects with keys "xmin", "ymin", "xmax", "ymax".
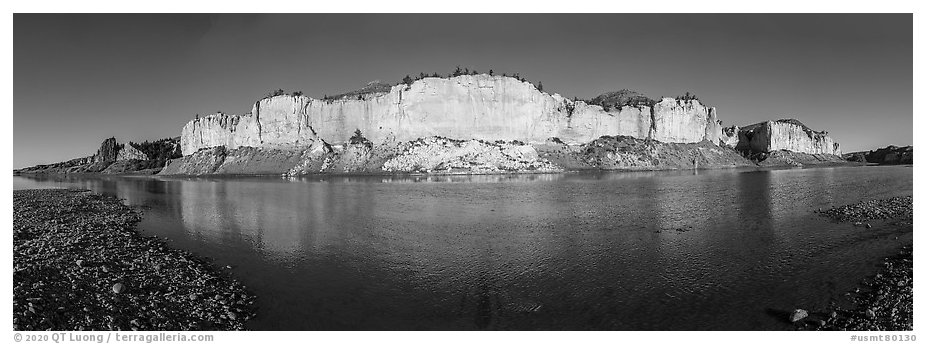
[{"xmin": 14, "ymin": 14, "xmax": 912, "ymax": 168}]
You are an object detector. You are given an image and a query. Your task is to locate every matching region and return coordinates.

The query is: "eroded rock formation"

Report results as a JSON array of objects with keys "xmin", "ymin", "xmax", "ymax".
[
  {"xmin": 93, "ymin": 138, "xmax": 122, "ymax": 163},
  {"xmin": 180, "ymin": 75, "xmax": 724, "ymax": 155},
  {"xmin": 736, "ymin": 119, "xmax": 841, "ymax": 155},
  {"xmin": 17, "ymin": 73, "xmax": 853, "ymax": 176},
  {"xmin": 15, "ymin": 137, "xmax": 178, "ymax": 175},
  {"xmin": 116, "ymin": 143, "xmax": 149, "ymax": 161}
]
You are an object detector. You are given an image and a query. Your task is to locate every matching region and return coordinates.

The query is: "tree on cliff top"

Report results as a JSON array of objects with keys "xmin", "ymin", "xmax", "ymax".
[
  {"xmin": 266, "ymin": 89, "xmax": 286, "ymax": 98},
  {"xmin": 676, "ymin": 92, "xmax": 699, "ymax": 102},
  {"xmin": 589, "ymin": 89, "xmax": 656, "ymax": 110},
  {"xmin": 402, "ymin": 75, "xmax": 414, "ymax": 86},
  {"xmin": 130, "ymin": 138, "xmax": 182, "ymax": 163}
]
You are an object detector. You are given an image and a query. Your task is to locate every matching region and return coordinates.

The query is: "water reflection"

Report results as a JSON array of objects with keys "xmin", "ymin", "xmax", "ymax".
[{"xmin": 12, "ymin": 166, "xmax": 913, "ymax": 330}]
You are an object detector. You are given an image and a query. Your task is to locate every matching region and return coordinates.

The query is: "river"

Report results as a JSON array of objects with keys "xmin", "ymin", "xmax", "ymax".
[{"xmin": 13, "ymin": 165, "xmax": 913, "ymax": 330}]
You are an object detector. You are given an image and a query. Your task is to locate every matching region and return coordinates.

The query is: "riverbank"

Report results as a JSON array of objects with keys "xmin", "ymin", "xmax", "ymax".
[
  {"xmin": 13, "ymin": 189, "xmax": 257, "ymax": 331},
  {"xmin": 794, "ymin": 196, "xmax": 913, "ymax": 331}
]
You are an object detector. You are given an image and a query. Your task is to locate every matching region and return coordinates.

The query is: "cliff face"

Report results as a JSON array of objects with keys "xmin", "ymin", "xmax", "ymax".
[
  {"xmin": 736, "ymin": 120, "xmax": 841, "ymax": 155},
  {"xmin": 180, "ymin": 75, "xmax": 724, "ymax": 155},
  {"xmin": 92, "ymin": 138, "xmax": 121, "ymax": 163}
]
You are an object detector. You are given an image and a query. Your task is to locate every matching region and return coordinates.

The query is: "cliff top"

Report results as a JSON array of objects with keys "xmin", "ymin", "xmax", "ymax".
[
  {"xmin": 774, "ymin": 118, "xmax": 827, "ymax": 135},
  {"xmin": 587, "ymin": 89, "xmax": 656, "ymax": 111},
  {"xmin": 739, "ymin": 118, "xmax": 829, "ymax": 137},
  {"xmin": 325, "ymin": 80, "xmax": 393, "ymax": 100}
]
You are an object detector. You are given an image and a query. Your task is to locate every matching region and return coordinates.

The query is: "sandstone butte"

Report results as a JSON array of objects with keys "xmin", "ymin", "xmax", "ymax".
[
  {"xmin": 181, "ymin": 74, "xmax": 840, "ymax": 157},
  {"xmin": 15, "ymin": 74, "xmax": 848, "ymax": 176}
]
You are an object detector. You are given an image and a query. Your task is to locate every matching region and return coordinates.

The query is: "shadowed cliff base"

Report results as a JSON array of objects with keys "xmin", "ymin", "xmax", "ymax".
[
  {"xmin": 844, "ymin": 145, "xmax": 913, "ymax": 165},
  {"xmin": 13, "ymin": 189, "xmax": 257, "ymax": 331},
  {"xmin": 748, "ymin": 150, "xmax": 855, "ymax": 167},
  {"xmin": 17, "ymin": 134, "xmax": 851, "ymax": 177}
]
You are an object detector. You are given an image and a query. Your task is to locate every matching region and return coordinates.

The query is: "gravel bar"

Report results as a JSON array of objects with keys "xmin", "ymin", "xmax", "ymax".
[
  {"xmin": 799, "ymin": 196, "xmax": 914, "ymax": 331},
  {"xmin": 13, "ymin": 189, "xmax": 257, "ymax": 331}
]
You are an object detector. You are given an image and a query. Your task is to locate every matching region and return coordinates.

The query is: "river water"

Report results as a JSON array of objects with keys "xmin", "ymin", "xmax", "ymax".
[{"xmin": 13, "ymin": 165, "xmax": 913, "ymax": 330}]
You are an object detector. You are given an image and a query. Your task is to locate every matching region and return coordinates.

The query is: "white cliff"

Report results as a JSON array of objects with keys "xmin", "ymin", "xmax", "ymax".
[
  {"xmin": 180, "ymin": 75, "xmax": 724, "ymax": 155},
  {"xmin": 737, "ymin": 120, "xmax": 841, "ymax": 155}
]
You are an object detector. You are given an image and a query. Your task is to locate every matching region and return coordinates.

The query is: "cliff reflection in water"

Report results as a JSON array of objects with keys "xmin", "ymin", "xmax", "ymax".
[{"xmin": 12, "ymin": 166, "xmax": 913, "ymax": 330}]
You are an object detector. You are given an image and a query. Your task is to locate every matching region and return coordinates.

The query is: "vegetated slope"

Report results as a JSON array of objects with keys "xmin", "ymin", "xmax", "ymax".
[{"xmin": 844, "ymin": 146, "xmax": 913, "ymax": 165}]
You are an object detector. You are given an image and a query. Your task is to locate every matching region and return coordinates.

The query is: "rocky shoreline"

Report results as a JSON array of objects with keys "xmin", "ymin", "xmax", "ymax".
[
  {"xmin": 791, "ymin": 196, "xmax": 913, "ymax": 331},
  {"xmin": 13, "ymin": 189, "xmax": 257, "ymax": 331}
]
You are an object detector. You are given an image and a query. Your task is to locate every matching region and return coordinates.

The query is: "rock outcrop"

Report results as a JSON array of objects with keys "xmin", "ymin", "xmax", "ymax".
[
  {"xmin": 720, "ymin": 126, "xmax": 740, "ymax": 148},
  {"xmin": 92, "ymin": 137, "xmax": 122, "ymax": 163},
  {"xmin": 17, "ymin": 73, "xmax": 856, "ymax": 177},
  {"xmin": 116, "ymin": 143, "xmax": 149, "ymax": 161},
  {"xmin": 180, "ymin": 75, "xmax": 725, "ymax": 155},
  {"xmin": 90, "ymin": 137, "xmax": 151, "ymax": 163},
  {"xmin": 736, "ymin": 119, "xmax": 841, "ymax": 155},
  {"xmin": 380, "ymin": 137, "xmax": 560, "ymax": 174},
  {"xmin": 15, "ymin": 137, "xmax": 178, "ymax": 175}
]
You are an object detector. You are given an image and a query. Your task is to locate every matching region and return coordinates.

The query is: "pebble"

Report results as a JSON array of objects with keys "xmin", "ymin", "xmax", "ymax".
[
  {"xmin": 803, "ymin": 196, "xmax": 912, "ymax": 332},
  {"xmin": 13, "ymin": 189, "xmax": 257, "ymax": 331},
  {"xmin": 789, "ymin": 309, "xmax": 808, "ymax": 322}
]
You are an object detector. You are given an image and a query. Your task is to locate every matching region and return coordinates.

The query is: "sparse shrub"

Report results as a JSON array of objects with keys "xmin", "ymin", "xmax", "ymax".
[
  {"xmin": 349, "ymin": 129, "xmax": 371, "ymax": 147},
  {"xmin": 267, "ymin": 89, "xmax": 286, "ymax": 98},
  {"xmin": 676, "ymin": 92, "xmax": 699, "ymax": 102}
]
